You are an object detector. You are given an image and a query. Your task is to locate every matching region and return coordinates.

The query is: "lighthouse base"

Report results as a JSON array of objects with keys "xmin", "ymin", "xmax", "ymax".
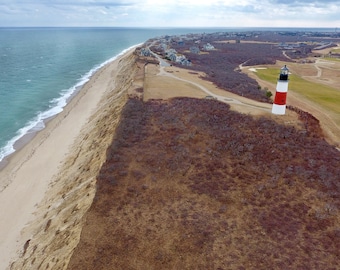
[{"xmin": 272, "ymin": 104, "xmax": 286, "ymax": 115}]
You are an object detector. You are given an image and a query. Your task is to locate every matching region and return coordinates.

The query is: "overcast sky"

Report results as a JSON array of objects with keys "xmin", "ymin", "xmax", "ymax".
[{"xmin": 0, "ymin": 0, "xmax": 339, "ymax": 28}]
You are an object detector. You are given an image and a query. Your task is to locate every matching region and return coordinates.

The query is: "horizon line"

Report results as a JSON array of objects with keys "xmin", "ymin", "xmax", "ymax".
[{"xmin": 0, "ymin": 26, "xmax": 338, "ymax": 30}]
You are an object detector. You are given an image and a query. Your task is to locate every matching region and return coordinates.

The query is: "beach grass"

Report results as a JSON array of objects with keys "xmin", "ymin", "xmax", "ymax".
[{"xmin": 255, "ymin": 68, "xmax": 340, "ymax": 114}]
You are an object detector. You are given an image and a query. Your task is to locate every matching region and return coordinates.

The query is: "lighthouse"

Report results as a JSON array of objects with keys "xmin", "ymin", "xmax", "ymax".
[{"xmin": 272, "ymin": 65, "xmax": 289, "ymax": 115}]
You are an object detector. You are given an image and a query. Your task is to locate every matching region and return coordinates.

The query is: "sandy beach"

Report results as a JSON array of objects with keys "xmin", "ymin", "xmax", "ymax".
[{"xmin": 0, "ymin": 48, "xmax": 138, "ymax": 269}]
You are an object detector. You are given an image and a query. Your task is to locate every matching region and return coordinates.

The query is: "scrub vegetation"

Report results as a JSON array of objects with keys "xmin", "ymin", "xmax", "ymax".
[{"xmin": 68, "ymin": 98, "xmax": 340, "ymax": 270}]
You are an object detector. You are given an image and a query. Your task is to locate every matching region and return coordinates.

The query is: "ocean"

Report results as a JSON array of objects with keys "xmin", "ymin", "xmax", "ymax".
[{"xmin": 0, "ymin": 27, "xmax": 225, "ymax": 163}]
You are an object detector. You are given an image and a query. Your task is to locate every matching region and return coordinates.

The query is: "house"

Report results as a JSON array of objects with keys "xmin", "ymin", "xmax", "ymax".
[
  {"xmin": 175, "ymin": 54, "xmax": 186, "ymax": 63},
  {"xmin": 158, "ymin": 43, "xmax": 168, "ymax": 51},
  {"xmin": 168, "ymin": 53, "xmax": 177, "ymax": 62},
  {"xmin": 177, "ymin": 40, "xmax": 185, "ymax": 46},
  {"xmin": 203, "ymin": 43, "xmax": 215, "ymax": 51},
  {"xmin": 190, "ymin": 46, "xmax": 200, "ymax": 54},
  {"xmin": 165, "ymin": 49, "xmax": 177, "ymax": 61},
  {"xmin": 179, "ymin": 58, "xmax": 192, "ymax": 66},
  {"xmin": 140, "ymin": 48, "xmax": 151, "ymax": 57}
]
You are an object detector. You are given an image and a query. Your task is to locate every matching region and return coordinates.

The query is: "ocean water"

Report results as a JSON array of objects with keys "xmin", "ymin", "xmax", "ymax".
[{"xmin": 0, "ymin": 27, "xmax": 228, "ymax": 163}]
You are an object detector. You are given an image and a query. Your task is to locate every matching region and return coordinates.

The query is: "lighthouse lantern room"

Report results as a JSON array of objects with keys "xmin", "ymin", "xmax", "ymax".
[{"xmin": 272, "ymin": 65, "xmax": 289, "ymax": 115}]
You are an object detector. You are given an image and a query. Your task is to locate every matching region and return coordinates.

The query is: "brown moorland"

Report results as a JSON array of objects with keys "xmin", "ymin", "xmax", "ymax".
[{"xmin": 68, "ymin": 97, "xmax": 339, "ymax": 269}]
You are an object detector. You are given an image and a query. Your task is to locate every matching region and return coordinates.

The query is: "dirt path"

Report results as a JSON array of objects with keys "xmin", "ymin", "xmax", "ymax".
[
  {"xmin": 314, "ymin": 59, "xmax": 323, "ymax": 77},
  {"xmin": 153, "ymin": 52, "xmax": 271, "ymax": 113}
]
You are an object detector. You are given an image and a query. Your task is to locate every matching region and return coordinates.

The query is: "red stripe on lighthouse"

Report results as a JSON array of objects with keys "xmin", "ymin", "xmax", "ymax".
[{"xmin": 274, "ymin": 92, "xmax": 287, "ymax": 105}]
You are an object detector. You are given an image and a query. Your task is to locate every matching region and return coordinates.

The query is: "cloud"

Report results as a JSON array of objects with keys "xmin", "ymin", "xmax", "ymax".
[
  {"xmin": 0, "ymin": 0, "xmax": 339, "ymax": 27},
  {"xmin": 270, "ymin": 0, "xmax": 339, "ymax": 4},
  {"xmin": 24, "ymin": 0, "xmax": 137, "ymax": 6}
]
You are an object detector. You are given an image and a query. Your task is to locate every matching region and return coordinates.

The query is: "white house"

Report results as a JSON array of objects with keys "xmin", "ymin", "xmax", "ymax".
[{"xmin": 203, "ymin": 43, "xmax": 215, "ymax": 51}]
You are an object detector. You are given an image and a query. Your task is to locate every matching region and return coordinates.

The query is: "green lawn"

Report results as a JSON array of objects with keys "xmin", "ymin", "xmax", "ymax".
[
  {"xmin": 324, "ymin": 57, "xmax": 340, "ymax": 62},
  {"xmin": 331, "ymin": 48, "xmax": 340, "ymax": 53},
  {"xmin": 326, "ymin": 48, "xmax": 340, "ymax": 61},
  {"xmin": 255, "ymin": 68, "xmax": 340, "ymax": 115}
]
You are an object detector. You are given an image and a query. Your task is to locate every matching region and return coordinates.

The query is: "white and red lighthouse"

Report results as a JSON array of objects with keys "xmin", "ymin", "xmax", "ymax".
[{"xmin": 272, "ymin": 65, "xmax": 289, "ymax": 115}]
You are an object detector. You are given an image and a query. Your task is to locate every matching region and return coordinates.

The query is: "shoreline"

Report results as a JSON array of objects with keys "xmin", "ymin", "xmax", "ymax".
[
  {"xmin": 0, "ymin": 85, "xmax": 89, "ymax": 174},
  {"xmin": 0, "ymin": 44, "xmax": 140, "ymax": 171},
  {"xmin": 0, "ymin": 114, "xmax": 55, "ymax": 172},
  {"xmin": 0, "ymin": 47, "xmax": 137, "ymax": 270}
]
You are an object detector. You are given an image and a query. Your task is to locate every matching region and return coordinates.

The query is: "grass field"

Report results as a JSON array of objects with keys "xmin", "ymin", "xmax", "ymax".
[
  {"xmin": 331, "ymin": 48, "xmax": 340, "ymax": 53},
  {"xmin": 324, "ymin": 57, "xmax": 340, "ymax": 62},
  {"xmin": 254, "ymin": 68, "xmax": 340, "ymax": 115}
]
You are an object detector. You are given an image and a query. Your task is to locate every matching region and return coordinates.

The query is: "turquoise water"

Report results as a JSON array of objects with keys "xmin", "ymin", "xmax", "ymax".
[{"xmin": 0, "ymin": 27, "xmax": 224, "ymax": 162}]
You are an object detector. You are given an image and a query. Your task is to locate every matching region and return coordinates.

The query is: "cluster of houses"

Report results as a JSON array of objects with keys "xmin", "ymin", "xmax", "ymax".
[
  {"xmin": 278, "ymin": 41, "xmax": 336, "ymax": 51},
  {"xmin": 278, "ymin": 42, "xmax": 307, "ymax": 50},
  {"xmin": 189, "ymin": 42, "xmax": 215, "ymax": 54},
  {"xmin": 139, "ymin": 44, "xmax": 193, "ymax": 66},
  {"xmin": 137, "ymin": 33, "xmax": 220, "ymax": 66},
  {"xmin": 140, "ymin": 47, "xmax": 152, "ymax": 57},
  {"xmin": 162, "ymin": 42, "xmax": 215, "ymax": 66},
  {"xmin": 140, "ymin": 31, "xmax": 340, "ymax": 67},
  {"xmin": 164, "ymin": 48, "xmax": 192, "ymax": 66},
  {"xmin": 150, "ymin": 36, "xmax": 216, "ymax": 66},
  {"xmin": 139, "ymin": 41, "xmax": 192, "ymax": 66}
]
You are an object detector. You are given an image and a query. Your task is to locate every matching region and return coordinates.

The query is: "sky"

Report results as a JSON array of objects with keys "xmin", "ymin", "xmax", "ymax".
[{"xmin": 0, "ymin": 0, "xmax": 339, "ymax": 28}]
